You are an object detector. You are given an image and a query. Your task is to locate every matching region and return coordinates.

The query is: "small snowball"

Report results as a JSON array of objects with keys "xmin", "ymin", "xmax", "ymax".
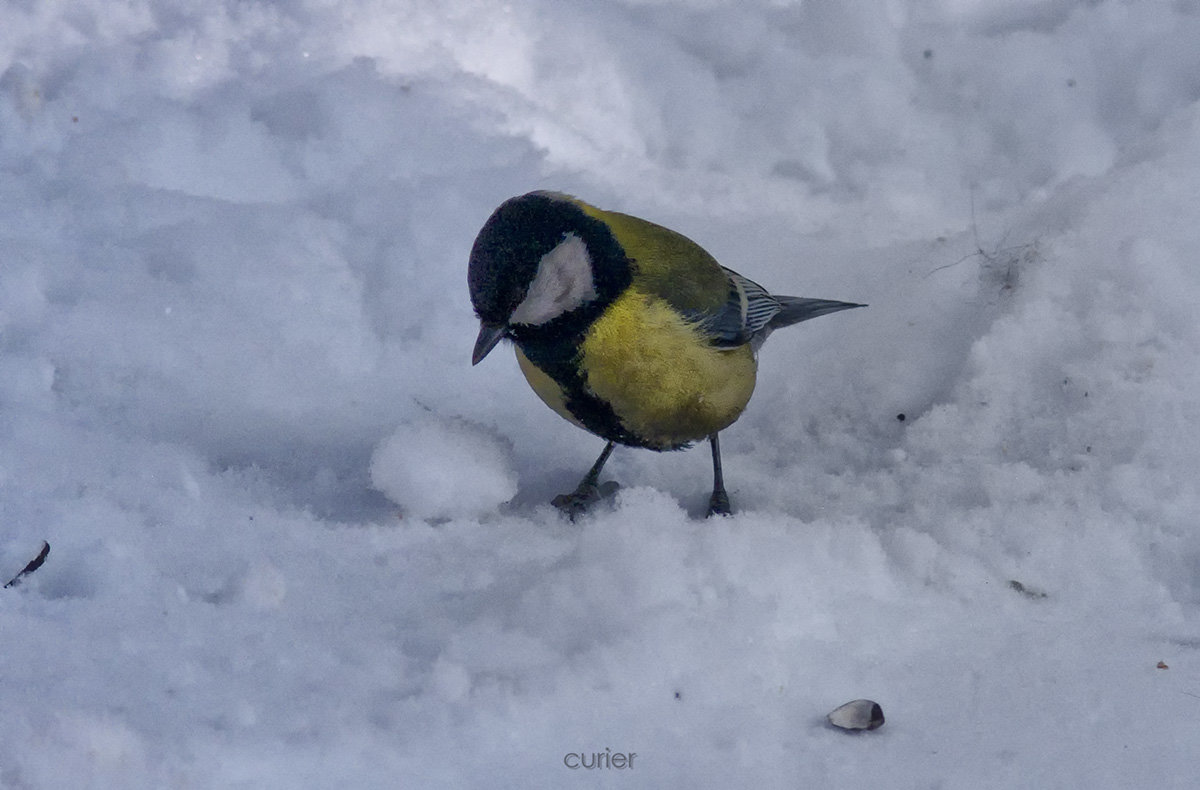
[{"xmin": 370, "ymin": 416, "xmax": 517, "ymax": 520}]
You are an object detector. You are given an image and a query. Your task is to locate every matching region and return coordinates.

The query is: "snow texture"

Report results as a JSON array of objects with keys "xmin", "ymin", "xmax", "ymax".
[{"xmin": 2, "ymin": 0, "xmax": 1200, "ymax": 787}]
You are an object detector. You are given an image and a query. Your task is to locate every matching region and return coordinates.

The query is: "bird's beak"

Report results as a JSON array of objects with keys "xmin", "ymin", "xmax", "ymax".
[{"xmin": 472, "ymin": 322, "xmax": 507, "ymax": 365}]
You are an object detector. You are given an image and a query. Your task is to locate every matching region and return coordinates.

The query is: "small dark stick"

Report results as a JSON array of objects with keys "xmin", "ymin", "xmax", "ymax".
[{"xmin": 5, "ymin": 541, "xmax": 50, "ymax": 589}]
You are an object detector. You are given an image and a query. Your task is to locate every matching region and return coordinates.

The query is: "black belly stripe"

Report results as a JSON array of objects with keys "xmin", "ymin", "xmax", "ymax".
[{"xmin": 513, "ymin": 325, "xmax": 672, "ymax": 451}]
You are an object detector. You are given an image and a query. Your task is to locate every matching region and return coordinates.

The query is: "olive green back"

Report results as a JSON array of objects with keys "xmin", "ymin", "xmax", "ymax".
[{"xmin": 576, "ymin": 203, "xmax": 729, "ymax": 315}]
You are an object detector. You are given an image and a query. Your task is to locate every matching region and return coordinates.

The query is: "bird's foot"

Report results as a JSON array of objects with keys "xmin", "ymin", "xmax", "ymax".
[
  {"xmin": 706, "ymin": 489, "xmax": 732, "ymax": 518},
  {"xmin": 552, "ymin": 480, "xmax": 620, "ymax": 520}
]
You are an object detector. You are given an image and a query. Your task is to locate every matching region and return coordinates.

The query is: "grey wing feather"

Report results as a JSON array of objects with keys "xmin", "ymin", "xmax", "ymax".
[
  {"xmin": 694, "ymin": 267, "xmax": 865, "ymax": 351},
  {"xmin": 683, "ymin": 268, "xmax": 766, "ymax": 348},
  {"xmin": 730, "ymin": 269, "xmax": 783, "ymax": 338}
]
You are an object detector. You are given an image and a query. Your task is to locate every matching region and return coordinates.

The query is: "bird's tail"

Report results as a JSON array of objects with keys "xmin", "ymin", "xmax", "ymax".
[{"xmin": 768, "ymin": 297, "xmax": 865, "ymax": 331}]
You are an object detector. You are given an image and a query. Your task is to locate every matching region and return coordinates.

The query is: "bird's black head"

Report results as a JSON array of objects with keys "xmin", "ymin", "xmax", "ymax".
[{"xmin": 468, "ymin": 192, "xmax": 630, "ymax": 363}]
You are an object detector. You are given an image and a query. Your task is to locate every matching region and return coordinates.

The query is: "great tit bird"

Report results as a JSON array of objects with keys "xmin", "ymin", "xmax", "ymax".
[{"xmin": 468, "ymin": 191, "xmax": 863, "ymax": 517}]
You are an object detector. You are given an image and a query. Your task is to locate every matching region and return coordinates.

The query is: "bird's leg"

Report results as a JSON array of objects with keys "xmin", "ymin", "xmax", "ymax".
[
  {"xmin": 707, "ymin": 433, "xmax": 732, "ymax": 517},
  {"xmin": 552, "ymin": 441, "xmax": 618, "ymax": 518}
]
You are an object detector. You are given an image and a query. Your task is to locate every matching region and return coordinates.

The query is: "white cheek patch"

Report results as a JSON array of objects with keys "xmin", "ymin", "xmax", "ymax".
[{"xmin": 509, "ymin": 233, "xmax": 597, "ymax": 326}]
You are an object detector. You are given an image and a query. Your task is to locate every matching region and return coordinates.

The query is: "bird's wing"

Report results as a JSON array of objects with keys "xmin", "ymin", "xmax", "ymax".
[
  {"xmin": 691, "ymin": 267, "xmax": 866, "ymax": 350},
  {"xmin": 687, "ymin": 267, "xmax": 782, "ymax": 349},
  {"xmin": 593, "ymin": 207, "xmax": 863, "ymax": 349}
]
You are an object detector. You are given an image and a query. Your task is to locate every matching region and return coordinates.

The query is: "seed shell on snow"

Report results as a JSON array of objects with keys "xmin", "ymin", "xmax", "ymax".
[{"xmin": 827, "ymin": 699, "xmax": 885, "ymax": 731}]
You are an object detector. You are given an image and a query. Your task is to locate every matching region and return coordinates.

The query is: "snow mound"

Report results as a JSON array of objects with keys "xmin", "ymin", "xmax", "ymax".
[{"xmin": 370, "ymin": 416, "xmax": 517, "ymax": 520}]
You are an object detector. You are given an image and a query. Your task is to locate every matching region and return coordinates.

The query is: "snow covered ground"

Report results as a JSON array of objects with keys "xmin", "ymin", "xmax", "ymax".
[{"xmin": 3, "ymin": 0, "xmax": 1200, "ymax": 786}]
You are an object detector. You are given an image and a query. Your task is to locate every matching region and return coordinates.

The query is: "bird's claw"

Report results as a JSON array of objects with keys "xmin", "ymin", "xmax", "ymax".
[
  {"xmin": 706, "ymin": 490, "xmax": 732, "ymax": 518},
  {"xmin": 552, "ymin": 481, "xmax": 620, "ymax": 519}
]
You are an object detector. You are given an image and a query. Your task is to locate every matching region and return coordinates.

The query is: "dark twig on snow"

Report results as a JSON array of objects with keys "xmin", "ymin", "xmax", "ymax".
[{"xmin": 4, "ymin": 541, "xmax": 50, "ymax": 589}]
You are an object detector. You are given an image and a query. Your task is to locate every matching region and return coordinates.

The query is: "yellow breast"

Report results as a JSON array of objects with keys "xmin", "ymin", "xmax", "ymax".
[{"xmin": 579, "ymin": 288, "xmax": 756, "ymax": 447}]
